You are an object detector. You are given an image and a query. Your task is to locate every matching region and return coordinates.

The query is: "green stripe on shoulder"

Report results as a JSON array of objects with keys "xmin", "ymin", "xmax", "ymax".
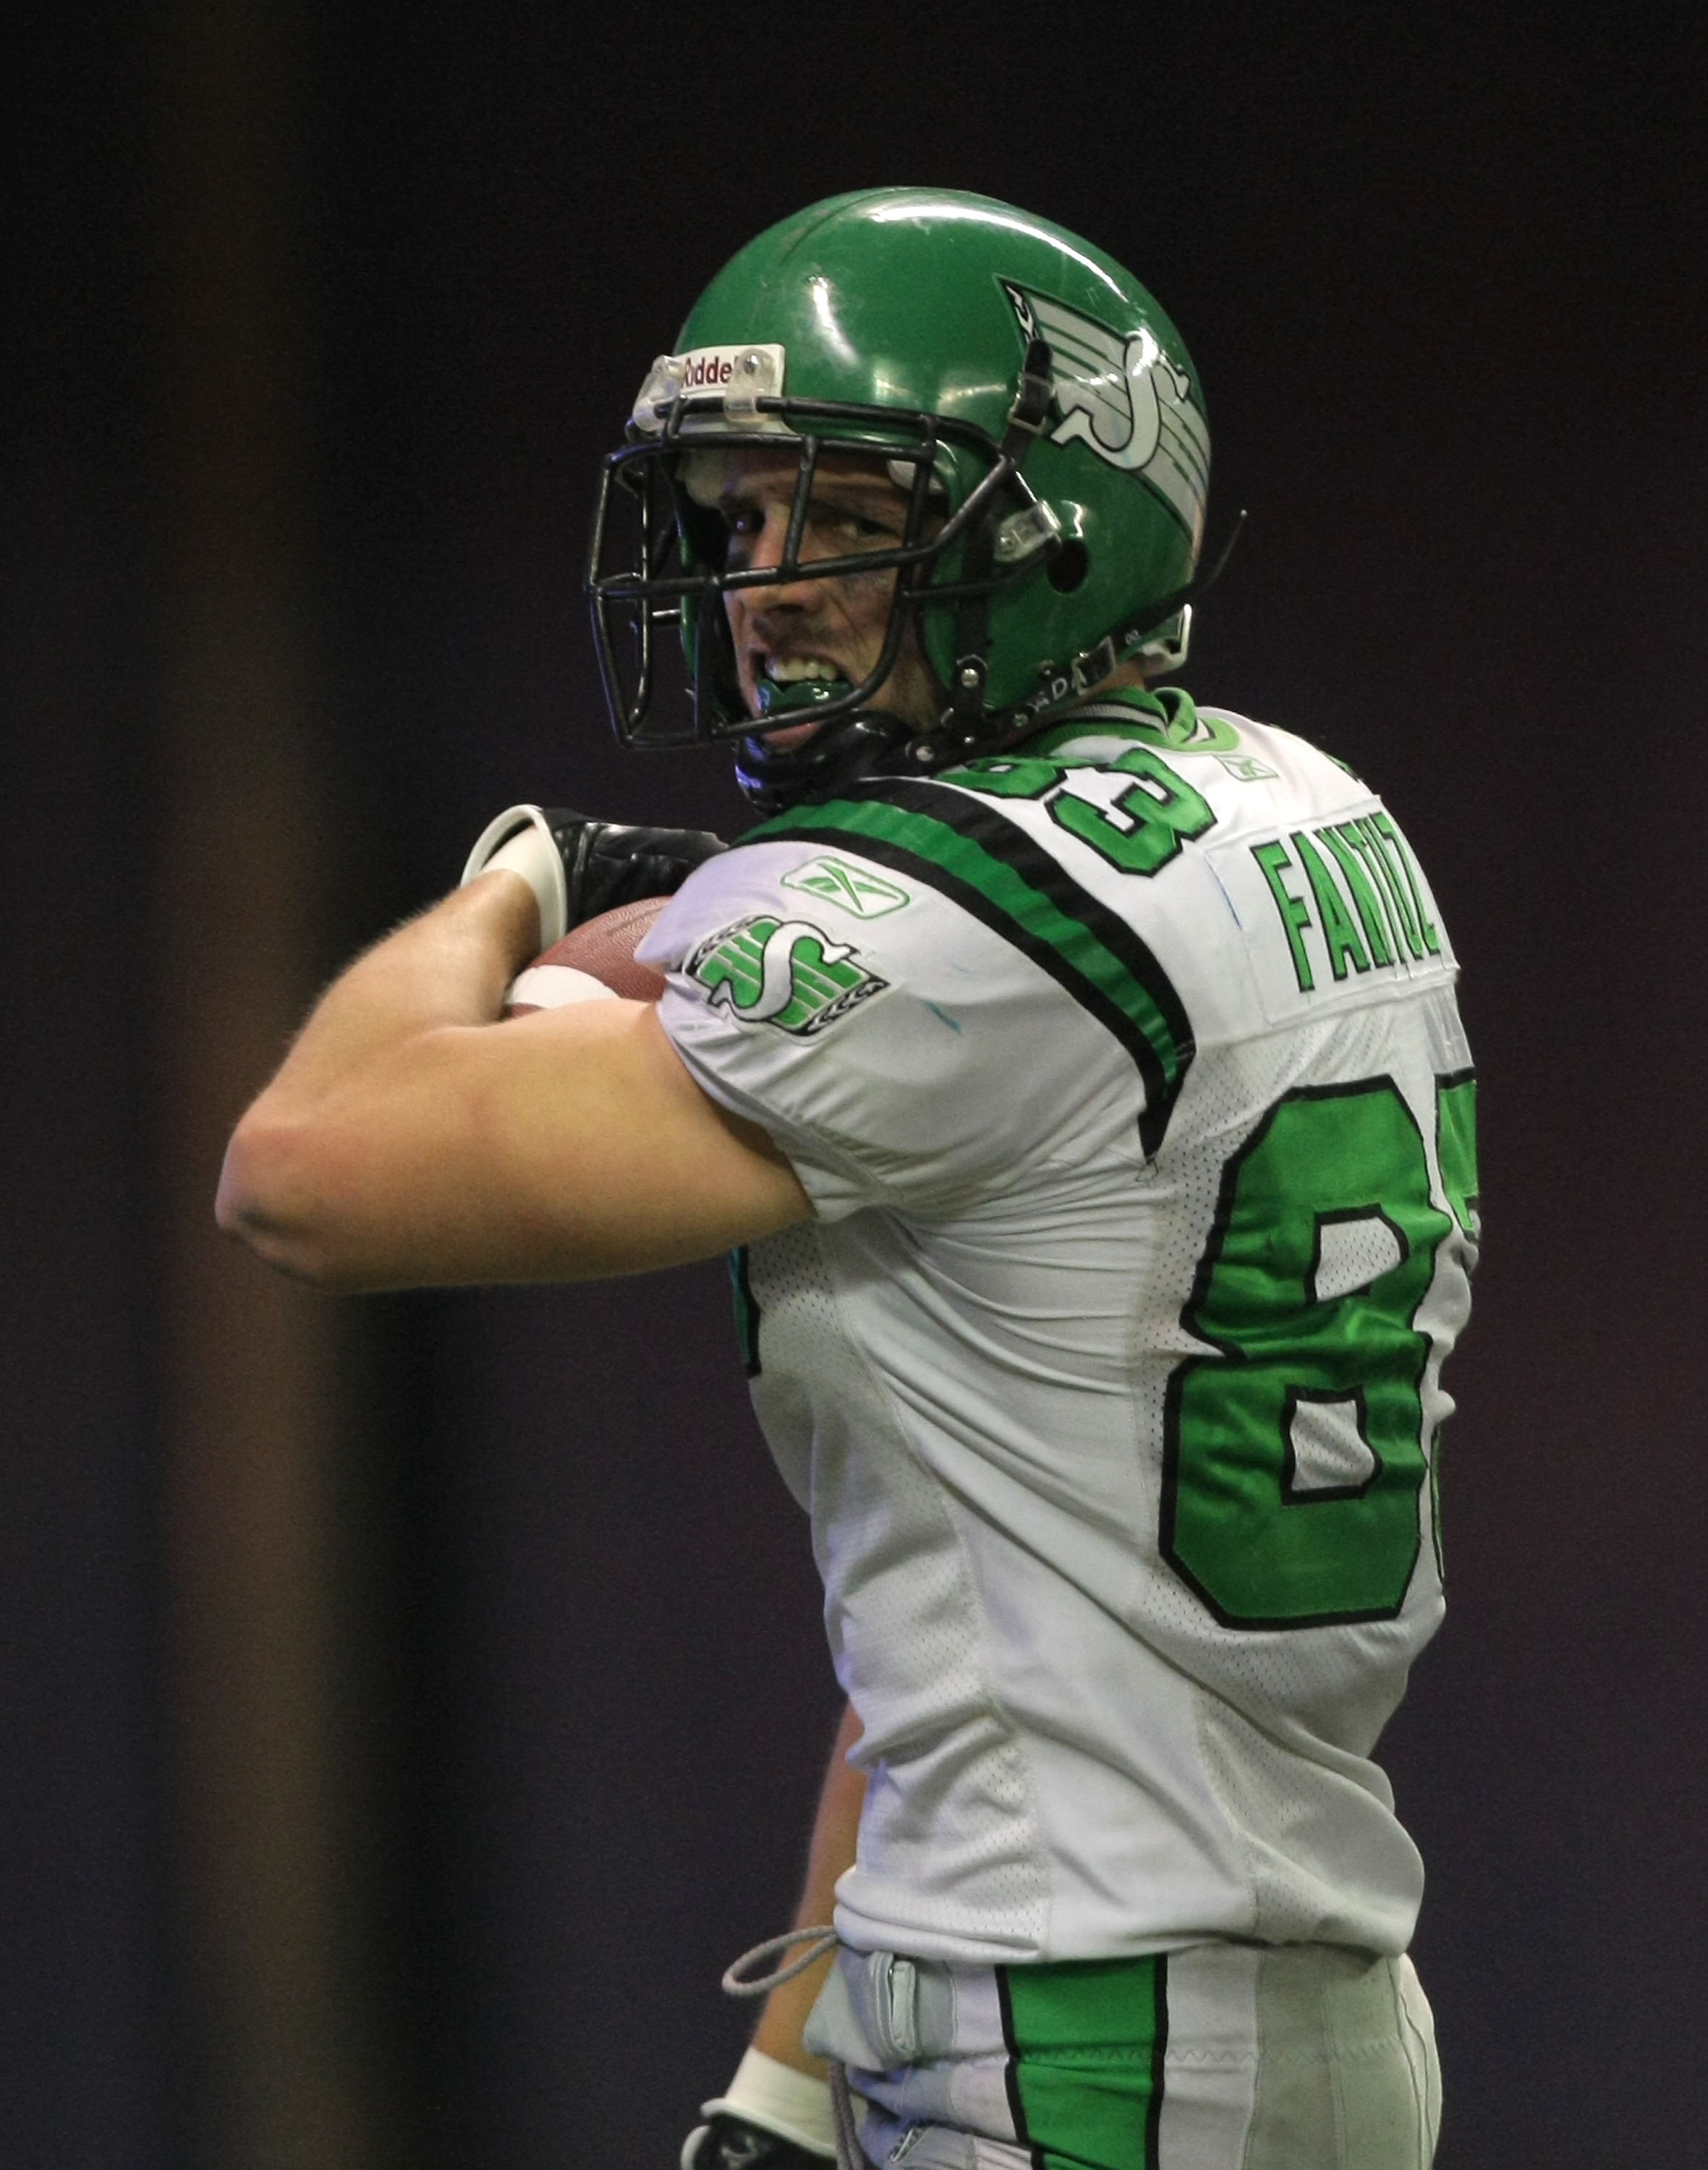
[{"xmin": 747, "ymin": 783, "xmax": 1194, "ymax": 1154}]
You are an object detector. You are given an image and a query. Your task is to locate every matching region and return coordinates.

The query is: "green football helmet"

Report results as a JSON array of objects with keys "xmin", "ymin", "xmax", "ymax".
[{"xmin": 586, "ymin": 187, "xmax": 1215, "ymax": 810}]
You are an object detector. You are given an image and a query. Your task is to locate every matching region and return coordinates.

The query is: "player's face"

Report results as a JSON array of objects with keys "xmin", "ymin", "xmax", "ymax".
[{"xmin": 695, "ymin": 447, "xmax": 944, "ymax": 746}]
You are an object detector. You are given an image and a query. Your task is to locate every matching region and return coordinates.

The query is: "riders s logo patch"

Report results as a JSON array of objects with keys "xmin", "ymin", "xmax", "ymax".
[
  {"xmin": 1002, "ymin": 282, "xmax": 1209, "ymax": 546},
  {"xmin": 687, "ymin": 915, "xmax": 888, "ymax": 1035}
]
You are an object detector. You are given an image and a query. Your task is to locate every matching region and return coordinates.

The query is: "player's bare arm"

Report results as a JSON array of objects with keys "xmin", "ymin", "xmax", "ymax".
[
  {"xmin": 682, "ymin": 1703, "xmax": 865, "ymax": 2166},
  {"xmin": 216, "ymin": 869, "xmax": 810, "ymax": 1292},
  {"xmin": 749, "ymin": 1702, "xmax": 867, "ymax": 2080}
]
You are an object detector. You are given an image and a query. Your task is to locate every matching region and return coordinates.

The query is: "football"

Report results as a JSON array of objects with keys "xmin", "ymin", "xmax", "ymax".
[{"xmin": 503, "ymin": 895, "xmax": 671, "ymax": 1016}]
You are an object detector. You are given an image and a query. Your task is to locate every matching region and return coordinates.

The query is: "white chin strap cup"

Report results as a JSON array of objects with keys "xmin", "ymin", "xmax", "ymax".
[{"xmin": 461, "ymin": 804, "xmax": 569, "ymax": 949}]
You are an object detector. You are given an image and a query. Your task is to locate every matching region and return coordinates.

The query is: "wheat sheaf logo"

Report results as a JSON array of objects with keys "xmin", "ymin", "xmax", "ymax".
[
  {"xmin": 687, "ymin": 914, "xmax": 888, "ymax": 1036},
  {"xmin": 1003, "ymin": 281, "xmax": 1209, "ymax": 548}
]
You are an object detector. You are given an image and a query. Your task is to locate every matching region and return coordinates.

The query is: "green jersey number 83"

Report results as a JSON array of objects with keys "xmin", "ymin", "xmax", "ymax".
[{"xmin": 1163, "ymin": 1073, "xmax": 1479, "ymax": 1629}]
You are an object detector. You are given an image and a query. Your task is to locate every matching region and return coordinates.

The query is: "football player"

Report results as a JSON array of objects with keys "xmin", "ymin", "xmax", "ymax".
[{"xmin": 221, "ymin": 190, "xmax": 1477, "ymax": 2170}]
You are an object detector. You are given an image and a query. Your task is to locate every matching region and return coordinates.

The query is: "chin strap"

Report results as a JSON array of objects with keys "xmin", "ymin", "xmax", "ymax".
[{"xmin": 735, "ymin": 708, "xmax": 917, "ymax": 815}]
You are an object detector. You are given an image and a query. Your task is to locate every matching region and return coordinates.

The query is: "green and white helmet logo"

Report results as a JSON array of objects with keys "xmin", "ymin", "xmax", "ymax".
[
  {"xmin": 1003, "ymin": 282, "xmax": 1209, "ymax": 546},
  {"xmin": 687, "ymin": 914, "xmax": 888, "ymax": 1034}
]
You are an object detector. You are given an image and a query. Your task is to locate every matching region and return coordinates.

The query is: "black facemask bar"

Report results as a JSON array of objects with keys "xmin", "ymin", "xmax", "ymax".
[{"xmin": 585, "ymin": 391, "xmax": 1053, "ymax": 752}]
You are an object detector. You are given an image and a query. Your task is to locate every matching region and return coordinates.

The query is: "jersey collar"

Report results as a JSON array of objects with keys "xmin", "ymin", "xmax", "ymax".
[{"xmin": 1017, "ymin": 683, "xmax": 1203, "ymax": 758}]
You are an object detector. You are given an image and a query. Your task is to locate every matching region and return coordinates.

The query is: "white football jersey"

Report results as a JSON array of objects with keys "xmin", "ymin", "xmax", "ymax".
[{"xmin": 641, "ymin": 690, "xmax": 1478, "ymax": 1966}]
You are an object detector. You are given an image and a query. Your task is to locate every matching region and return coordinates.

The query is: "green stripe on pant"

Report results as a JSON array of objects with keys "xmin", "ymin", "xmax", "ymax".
[{"xmin": 998, "ymin": 1956, "xmax": 1170, "ymax": 2170}]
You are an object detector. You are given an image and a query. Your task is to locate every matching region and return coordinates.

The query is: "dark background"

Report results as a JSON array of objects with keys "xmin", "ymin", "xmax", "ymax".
[{"xmin": 6, "ymin": 5, "xmax": 1705, "ymax": 2165}]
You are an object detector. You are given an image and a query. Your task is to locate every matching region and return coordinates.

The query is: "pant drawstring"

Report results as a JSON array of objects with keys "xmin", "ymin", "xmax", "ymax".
[{"xmin": 721, "ymin": 1928, "xmax": 859, "ymax": 2170}]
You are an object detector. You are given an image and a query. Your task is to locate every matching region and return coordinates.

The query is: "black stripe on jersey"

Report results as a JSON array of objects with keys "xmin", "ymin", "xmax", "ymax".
[
  {"xmin": 750, "ymin": 780, "xmax": 1195, "ymax": 1157},
  {"xmin": 1147, "ymin": 1954, "xmax": 1171, "ymax": 2170},
  {"xmin": 727, "ymin": 1246, "xmax": 761, "ymax": 1378},
  {"xmin": 995, "ymin": 1966, "xmax": 1048, "ymax": 2170}
]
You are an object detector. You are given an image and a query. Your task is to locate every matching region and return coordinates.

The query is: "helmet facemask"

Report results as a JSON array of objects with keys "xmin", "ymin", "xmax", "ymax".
[{"xmin": 586, "ymin": 371, "xmax": 1068, "ymax": 799}]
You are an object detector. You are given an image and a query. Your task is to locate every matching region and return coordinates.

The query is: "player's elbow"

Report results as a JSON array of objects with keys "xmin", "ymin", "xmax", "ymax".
[{"xmin": 216, "ymin": 1107, "xmax": 375, "ymax": 1291}]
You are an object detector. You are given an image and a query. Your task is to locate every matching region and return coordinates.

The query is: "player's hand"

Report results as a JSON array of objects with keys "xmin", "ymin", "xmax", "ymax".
[
  {"xmin": 462, "ymin": 804, "xmax": 728, "ymax": 946},
  {"xmin": 684, "ymin": 2047, "xmax": 838, "ymax": 2169},
  {"xmin": 550, "ymin": 811, "xmax": 729, "ymax": 927},
  {"xmin": 681, "ymin": 2113, "xmax": 834, "ymax": 2170}
]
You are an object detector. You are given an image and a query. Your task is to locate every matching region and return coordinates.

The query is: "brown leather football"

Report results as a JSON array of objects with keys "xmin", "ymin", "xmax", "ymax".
[{"xmin": 503, "ymin": 895, "xmax": 671, "ymax": 1015}]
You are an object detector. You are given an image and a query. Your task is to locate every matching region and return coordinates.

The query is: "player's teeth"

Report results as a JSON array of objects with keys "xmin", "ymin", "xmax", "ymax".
[{"xmin": 764, "ymin": 658, "xmax": 838, "ymax": 683}]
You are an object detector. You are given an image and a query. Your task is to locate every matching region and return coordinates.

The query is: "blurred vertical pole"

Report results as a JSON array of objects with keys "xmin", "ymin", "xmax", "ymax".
[{"xmin": 152, "ymin": 3, "xmax": 391, "ymax": 2164}]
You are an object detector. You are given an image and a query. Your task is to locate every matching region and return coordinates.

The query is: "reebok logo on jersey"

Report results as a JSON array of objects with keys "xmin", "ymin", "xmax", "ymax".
[
  {"xmin": 1002, "ymin": 282, "xmax": 1209, "ymax": 545},
  {"xmin": 687, "ymin": 915, "xmax": 888, "ymax": 1034},
  {"xmin": 779, "ymin": 855, "xmax": 912, "ymax": 919}
]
